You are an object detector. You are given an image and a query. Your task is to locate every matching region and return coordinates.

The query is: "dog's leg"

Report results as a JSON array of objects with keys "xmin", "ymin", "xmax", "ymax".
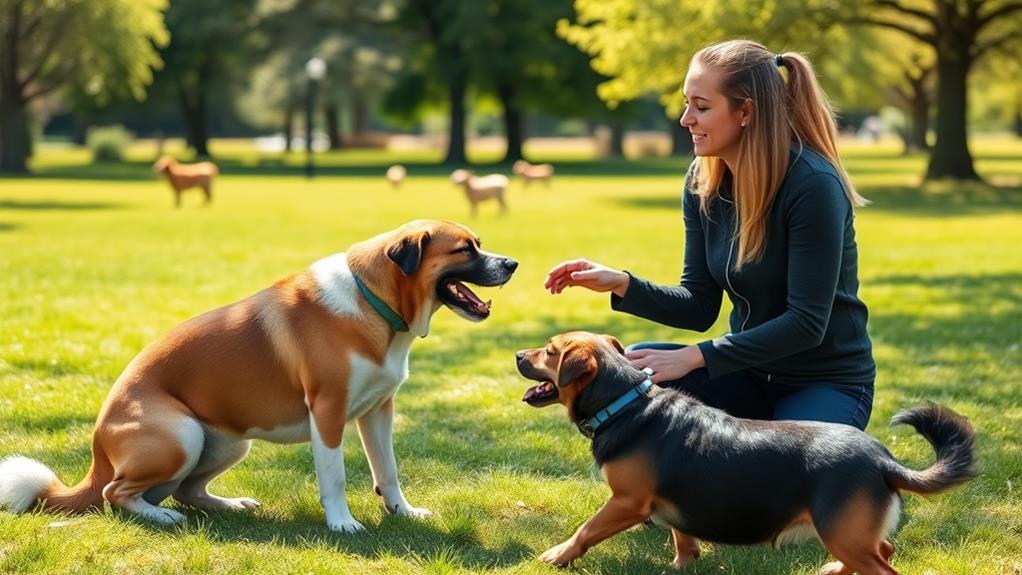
[
  {"xmin": 356, "ymin": 397, "xmax": 430, "ymax": 519},
  {"xmin": 174, "ymin": 188, "xmax": 182, "ymax": 208},
  {"xmin": 202, "ymin": 183, "xmax": 212, "ymax": 205},
  {"xmin": 100, "ymin": 414, "xmax": 204, "ymax": 525},
  {"xmin": 309, "ymin": 409, "xmax": 364, "ymax": 533},
  {"xmin": 670, "ymin": 529, "xmax": 700, "ymax": 570},
  {"xmin": 816, "ymin": 492, "xmax": 899, "ymax": 575},
  {"xmin": 497, "ymin": 193, "xmax": 507, "ymax": 214},
  {"xmin": 539, "ymin": 456, "xmax": 654, "ymax": 567},
  {"xmin": 173, "ymin": 436, "xmax": 260, "ymax": 511}
]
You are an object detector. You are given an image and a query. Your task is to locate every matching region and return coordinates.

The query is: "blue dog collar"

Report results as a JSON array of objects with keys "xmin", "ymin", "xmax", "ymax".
[{"xmin": 579, "ymin": 367, "xmax": 655, "ymax": 437}]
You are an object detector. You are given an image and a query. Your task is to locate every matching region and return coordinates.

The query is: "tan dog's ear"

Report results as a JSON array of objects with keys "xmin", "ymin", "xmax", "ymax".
[
  {"xmin": 557, "ymin": 343, "xmax": 597, "ymax": 388},
  {"xmin": 387, "ymin": 231, "xmax": 431, "ymax": 276},
  {"xmin": 602, "ymin": 335, "xmax": 625, "ymax": 354}
]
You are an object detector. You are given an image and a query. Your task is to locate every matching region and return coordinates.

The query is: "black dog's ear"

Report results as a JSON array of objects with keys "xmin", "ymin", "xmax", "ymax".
[
  {"xmin": 602, "ymin": 334, "xmax": 625, "ymax": 354},
  {"xmin": 557, "ymin": 343, "xmax": 597, "ymax": 388},
  {"xmin": 387, "ymin": 231, "xmax": 431, "ymax": 276}
]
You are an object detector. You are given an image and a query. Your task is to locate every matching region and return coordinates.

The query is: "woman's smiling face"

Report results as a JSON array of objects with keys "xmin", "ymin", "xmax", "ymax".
[{"xmin": 680, "ymin": 62, "xmax": 749, "ymax": 165}]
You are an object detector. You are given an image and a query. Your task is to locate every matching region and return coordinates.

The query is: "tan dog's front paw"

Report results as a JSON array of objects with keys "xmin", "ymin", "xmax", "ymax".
[{"xmin": 539, "ymin": 540, "xmax": 584, "ymax": 567}]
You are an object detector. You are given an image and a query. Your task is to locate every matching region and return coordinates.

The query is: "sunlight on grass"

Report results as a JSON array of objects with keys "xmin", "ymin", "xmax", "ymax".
[{"xmin": 1, "ymin": 137, "xmax": 1021, "ymax": 573}]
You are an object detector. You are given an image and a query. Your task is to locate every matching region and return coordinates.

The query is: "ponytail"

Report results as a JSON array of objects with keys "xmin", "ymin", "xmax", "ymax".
[{"xmin": 778, "ymin": 52, "xmax": 865, "ymax": 208}]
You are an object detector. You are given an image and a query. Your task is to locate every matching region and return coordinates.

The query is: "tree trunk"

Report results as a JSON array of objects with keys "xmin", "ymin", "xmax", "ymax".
[
  {"xmin": 283, "ymin": 105, "xmax": 294, "ymax": 152},
  {"xmin": 325, "ymin": 101, "xmax": 342, "ymax": 150},
  {"xmin": 444, "ymin": 73, "xmax": 467, "ymax": 165},
  {"xmin": 926, "ymin": 50, "xmax": 978, "ymax": 180},
  {"xmin": 0, "ymin": 92, "xmax": 28, "ymax": 173},
  {"xmin": 353, "ymin": 92, "xmax": 369, "ymax": 139},
  {"xmin": 609, "ymin": 121, "xmax": 624, "ymax": 158},
  {"xmin": 908, "ymin": 90, "xmax": 929, "ymax": 152},
  {"xmin": 498, "ymin": 83, "xmax": 523, "ymax": 163},
  {"xmin": 1015, "ymin": 92, "xmax": 1022, "ymax": 138}
]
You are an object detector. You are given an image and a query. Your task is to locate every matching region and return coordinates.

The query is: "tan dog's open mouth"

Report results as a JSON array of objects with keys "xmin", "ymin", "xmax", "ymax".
[{"xmin": 440, "ymin": 279, "xmax": 492, "ymax": 320}]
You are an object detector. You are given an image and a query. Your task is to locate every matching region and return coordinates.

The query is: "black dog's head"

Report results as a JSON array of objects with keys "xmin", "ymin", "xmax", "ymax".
[{"xmin": 516, "ymin": 331, "xmax": 626, "ymax": 419}]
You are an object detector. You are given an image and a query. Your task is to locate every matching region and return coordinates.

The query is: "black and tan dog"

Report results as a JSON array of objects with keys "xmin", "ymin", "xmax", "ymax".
[
  {"xmin": 516, "ymin": 331, "xmax": 977, "ymax": 575},
  {"xmin": 0, "ymin": 220, "xmax": 517, "ymax": 533}
]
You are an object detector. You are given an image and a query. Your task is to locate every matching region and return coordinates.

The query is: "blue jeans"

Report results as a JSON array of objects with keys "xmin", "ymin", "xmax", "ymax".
[{"xmin": 626, "ymin": 342, "xmax": 873, "ymax": 430}]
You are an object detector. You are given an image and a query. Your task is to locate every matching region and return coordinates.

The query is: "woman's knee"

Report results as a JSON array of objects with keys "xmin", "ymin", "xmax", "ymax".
[{"xmin": 773, "ymin": 386, "xmax": 873, "ymax": 430}]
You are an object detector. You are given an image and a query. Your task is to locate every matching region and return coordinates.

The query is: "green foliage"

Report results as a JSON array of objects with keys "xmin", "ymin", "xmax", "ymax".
[
  {"xmin": 1, "ymin": 138, "xmax": 1021, "ymax": 573},
  {"xmin": 86, "ymin": 125, "xmax": 135, "ymax": 163}
]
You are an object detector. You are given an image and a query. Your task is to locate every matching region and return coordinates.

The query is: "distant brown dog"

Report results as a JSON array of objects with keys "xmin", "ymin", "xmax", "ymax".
[
  {"xmin": 512, "ymin": 160, "xmax": 554, "ymax": 187},
  {"xmin": 450, "ymin": 169, "xmax": 509, "ymax": 217},
  {"xmin": 153, "ymin": 156, "xmax": 218, "ymax": 207}
]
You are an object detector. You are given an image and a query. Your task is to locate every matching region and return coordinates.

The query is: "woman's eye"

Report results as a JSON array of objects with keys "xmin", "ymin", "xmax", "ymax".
[{"xmin": 697, "ymin": 107, "xmax": 708, "ymax": 112}]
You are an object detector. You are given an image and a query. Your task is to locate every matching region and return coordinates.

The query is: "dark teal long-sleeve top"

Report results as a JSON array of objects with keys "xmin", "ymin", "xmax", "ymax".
[{"xmin": 611, "ymin": 146, "xmax": 875, "ymax": 387}]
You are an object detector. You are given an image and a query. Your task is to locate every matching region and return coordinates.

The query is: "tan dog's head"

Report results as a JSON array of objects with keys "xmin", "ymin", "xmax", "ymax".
[
  {"xmin": 349, "ymin": 220, "xmax": 517, "ymax": 326},
  {"xmin": 517, "ymin": 331, "xmax": 625, "ymax": 412},
  {"xmin": 512, "ymin": 160, "xmax": 528, "ymax": 175},
  {"xmin": 153, "ymin": 156, "xmax": 175, "ymax": 174}
]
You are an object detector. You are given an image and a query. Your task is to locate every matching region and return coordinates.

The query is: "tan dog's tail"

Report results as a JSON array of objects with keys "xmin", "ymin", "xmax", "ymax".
[
  {"xmin": 0, "ymin": 442, "xmax": 112, "ymax": 514},
  {"xmin": 883, "ymin": 402, "xmax": 978, "ymax": 494}
]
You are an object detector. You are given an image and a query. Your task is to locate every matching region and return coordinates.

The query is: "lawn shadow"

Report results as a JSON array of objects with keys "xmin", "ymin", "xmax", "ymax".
[
  {"xmin": 25, "ymin": 157, "xmax": 693, "ymax": 181},
  {"xmin": 0, "ymin": 199, "xmax": 125, "ymax": 211},
  {"xmin": 858, "ymin": 184, "xmax": 1022, "ymax": 216},
  {"xmin": 0, "ymin": 222, "xmax": 18, "ymax": 232},
  {"xmin": 145, "ymin": 507, "xmax": 536, "ymax": 570}
]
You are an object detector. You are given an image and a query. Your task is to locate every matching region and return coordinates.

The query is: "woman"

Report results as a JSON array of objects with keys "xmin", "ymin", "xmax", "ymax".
[{"xmin": 545, "ymin": 40, "xmax": 875, "ymax": 430}]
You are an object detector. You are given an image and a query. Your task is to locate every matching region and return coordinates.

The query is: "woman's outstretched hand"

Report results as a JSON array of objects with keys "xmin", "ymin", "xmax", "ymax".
[
  {"xmin": 624, "ymin": 346, "xmax": 705, "ymax": 384},
  {"xmin": 544, "ymin": 259, "xmax": 630, "ymax": 297}
]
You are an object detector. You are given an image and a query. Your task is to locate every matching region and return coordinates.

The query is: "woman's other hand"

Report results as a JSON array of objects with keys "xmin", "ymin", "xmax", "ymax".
[
  {"xmin": 544, "ymin": 259, "xmax": 630, "ymax": 297},
  {"xmin": 624, "ymin": 346, "xmax": 705, "ymax": 384}
]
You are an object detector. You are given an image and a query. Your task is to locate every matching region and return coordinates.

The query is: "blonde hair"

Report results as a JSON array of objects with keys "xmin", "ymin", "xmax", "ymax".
[{"xmin": 689, "ymin": 40, "xmax": 865, "ymax": 269}]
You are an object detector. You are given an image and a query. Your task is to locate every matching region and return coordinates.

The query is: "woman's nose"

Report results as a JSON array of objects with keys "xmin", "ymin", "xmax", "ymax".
[{"xmin": 680, "ymin": 107, "xmax": 694, "ymax": 127}]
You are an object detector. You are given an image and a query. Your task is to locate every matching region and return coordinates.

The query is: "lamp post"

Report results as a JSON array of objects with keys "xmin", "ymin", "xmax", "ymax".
[{"xmin": 304, "ymin": 57, "xmax": 326, "ymax": 179}]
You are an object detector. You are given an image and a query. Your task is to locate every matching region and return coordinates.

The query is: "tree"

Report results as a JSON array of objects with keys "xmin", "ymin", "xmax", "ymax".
[
  {"xmin": 156, "ymin": 0, "xmax": 258, "ymax": 158},
  {"xmin": 0, "ymin": 0, "xmax": 167, "ymax": 173},
  {"xmin": 395, "ymin": 0, "xmax": 471, "ymax": 165},
  {"xmin": 557, "ymin": 0, "xmax": 865, "ymax": 157},
  {"xmin": 842, "ymin": 0, "xmax": 1022, "ymax": 180}
]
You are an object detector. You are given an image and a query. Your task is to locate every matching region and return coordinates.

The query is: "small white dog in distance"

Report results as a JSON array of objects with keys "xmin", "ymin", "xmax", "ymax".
[
  {"xmin": 386, "ymin": 165, "xmax": 406, "ymax": 189},
  {"xmin": 450, "ymin": 169, "xmax": 509, "ymax": 217},
  {"xmin": 512, "ymin": 160, "xmax": 554, "ymax": 187}
]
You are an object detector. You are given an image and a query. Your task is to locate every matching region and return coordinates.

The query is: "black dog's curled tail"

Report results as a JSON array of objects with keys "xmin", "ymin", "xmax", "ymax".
[{"xmin": 884, "ymin": 402, "xmax": 978, "ymax": 494}]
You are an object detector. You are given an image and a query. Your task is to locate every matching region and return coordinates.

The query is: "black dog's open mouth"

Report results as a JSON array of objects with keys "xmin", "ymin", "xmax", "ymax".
[
  {"xmin": 439, "ymin": 278, "xmax": 493, "ymax": 321},
  {"xmin": 522, "ymin": 381, "xmax": 558, "ymax": 407}
]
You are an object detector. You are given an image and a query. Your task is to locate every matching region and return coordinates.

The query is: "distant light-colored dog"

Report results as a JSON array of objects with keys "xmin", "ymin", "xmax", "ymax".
[
  {"xmin": 451, "ymin": 169, "xmax": 509, "ymax": 217},
  {"xmin": 386, "ymin": 165, "xmax": 407, "ymax": 189},
  {"xmin": 153, "ymin": 156, "xmax": 219, "ymax": 207},
  {"xmin": 513, "ymin": 160, "xmax": 554, "ymax": 187}
]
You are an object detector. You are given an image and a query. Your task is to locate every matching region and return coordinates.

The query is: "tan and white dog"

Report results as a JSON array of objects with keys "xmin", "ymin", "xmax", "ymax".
[{"xmin": 0, "ymin": 220, "xmax": 517, "ymax": 532}]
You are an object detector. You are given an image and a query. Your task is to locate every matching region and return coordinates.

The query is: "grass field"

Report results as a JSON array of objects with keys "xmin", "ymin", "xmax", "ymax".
[{"xmin": 1, "ymin": 137, "xmax": 1020, "ymax": 574}]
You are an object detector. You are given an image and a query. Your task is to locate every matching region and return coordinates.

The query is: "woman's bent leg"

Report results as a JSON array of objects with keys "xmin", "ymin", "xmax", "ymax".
[{"xmin": 772, "ymin": 384, "xmax": 874, "ymax": 430}]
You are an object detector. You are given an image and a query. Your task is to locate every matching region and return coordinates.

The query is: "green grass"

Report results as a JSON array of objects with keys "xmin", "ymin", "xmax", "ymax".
[{"xmin": 1, "ymin": 137, "xmax": 1021, "ymax": 574}]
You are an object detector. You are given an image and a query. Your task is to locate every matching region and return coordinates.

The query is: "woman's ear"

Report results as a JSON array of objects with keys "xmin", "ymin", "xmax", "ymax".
[{"xmin": 739, "ymin": 98, "xmax": 753, "ymax": 128}]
